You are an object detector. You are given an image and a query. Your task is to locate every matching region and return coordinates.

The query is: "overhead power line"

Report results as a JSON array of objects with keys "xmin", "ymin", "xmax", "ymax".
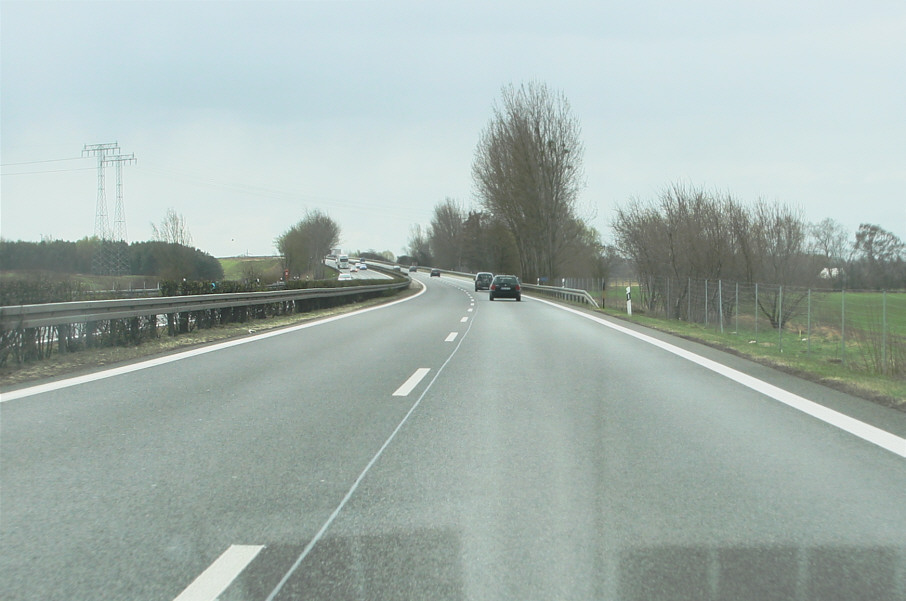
[
  {"xmin": 0, "ymin": 156, "xmax": 84, "ymax": 167},
  {"xmin": 1, "ymin": 167, "xmax": 95, "ymax": 176}
]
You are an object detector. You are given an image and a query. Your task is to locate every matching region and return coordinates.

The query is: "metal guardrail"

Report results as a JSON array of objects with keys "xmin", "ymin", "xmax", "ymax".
[
  {"xmin": 0, "ymin": 279, "xmax": 410, "ymax": 330},
  {"xmin": 521, "ymin": 283, "xmax": 600, "ymax": 308}
]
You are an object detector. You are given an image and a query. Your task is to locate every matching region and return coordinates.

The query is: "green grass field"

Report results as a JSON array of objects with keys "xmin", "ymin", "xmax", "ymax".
[
  {"xmin": 589, "ymin": 282, "xmax": 905, "ymax": 406},
  {"xmin": 218, "ymin": 256, "xmax": 283, "ymax": 282},
  {"xmin": 597, "ymin": 296, "xmax": 906, "ymax": 407}
]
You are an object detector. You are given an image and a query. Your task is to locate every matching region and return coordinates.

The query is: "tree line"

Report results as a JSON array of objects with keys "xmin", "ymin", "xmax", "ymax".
[
  {"xmin": 611, "ymin": 183, "xmax": 905, "ymax": 291},
  {"xmin": 0, "ymin": 238, "xmax": 223, "ymax": 281}
]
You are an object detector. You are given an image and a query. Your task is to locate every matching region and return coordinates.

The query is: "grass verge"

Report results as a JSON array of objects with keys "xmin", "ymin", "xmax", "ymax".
[{"xmin": 597, "ymin": 307, "xmax": 906, "ymax": 411}]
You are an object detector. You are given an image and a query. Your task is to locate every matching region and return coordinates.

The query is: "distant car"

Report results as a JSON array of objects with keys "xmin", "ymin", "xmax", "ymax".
[
  {"xmin": 489, "ymin": 275, "xmax": 521, "ymax": 301},
  {"xmin": 337, "ymin": 273, "xmax": 353, "ymax": 281},
  {"xmin": 430, "ymin": 268, "xmax": 440, "ymax": 277},
  {"xmin": 409, "ymin": 265, "xmax": 418, "ymax": 272},
  {"xmin": 358, "ymin": 262, "xmax": 367, "ymax": 270},
  {"xmin": 351, "ymin": 266, "xmax": 358, "ymax": 272},
  {"xmin": 475, "ymin": 272, "xmax": 494, "ymax": 291}
]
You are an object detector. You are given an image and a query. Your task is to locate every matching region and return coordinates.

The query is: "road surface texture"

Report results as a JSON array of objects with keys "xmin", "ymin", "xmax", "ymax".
[{"xmin": 2, "ymin": 273, "xmax": 905, "ymax": 600}]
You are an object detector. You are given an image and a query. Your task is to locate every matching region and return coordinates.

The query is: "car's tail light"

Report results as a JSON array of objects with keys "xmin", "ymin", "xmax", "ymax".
[
  {"xmin": 490, "ymin": 284, "xmax": 496, "ymax": 290},
  {"xmin": 515, "ymin": 284, "xmax": 520, "ymax": 291}
]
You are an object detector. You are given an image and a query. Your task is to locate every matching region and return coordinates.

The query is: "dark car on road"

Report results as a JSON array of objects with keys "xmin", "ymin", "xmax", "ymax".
[
  {"xmin": 475, "ymin": 272, "xmax": 494, "ymax": 291},
  {"xmin": 430, "ymin": 268, "xmax": 441, "ymax": 277},
  {"xmin": 489, "ymin": 275, "xmax": 521, "ymax": 301}
]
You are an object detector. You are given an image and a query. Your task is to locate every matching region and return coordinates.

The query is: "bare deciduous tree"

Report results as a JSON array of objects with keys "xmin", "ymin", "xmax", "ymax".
[
  {"xmin": 472, "ymin": 81, "xmax": 585, "ymax": 281},
  {"xmin": 429, "ymin": 198, "xmax": 465, "ymax": 270},
  {"xmin": 809, "ymin": 218, "xmax": 851, "ymax": 265},
  {"xmin": 151, "ymin": 208, "xmax": 193, "ymax": 247},
  {"xmin": 406, "ymin": 224, "xmax": 432, "ymax": 266}
]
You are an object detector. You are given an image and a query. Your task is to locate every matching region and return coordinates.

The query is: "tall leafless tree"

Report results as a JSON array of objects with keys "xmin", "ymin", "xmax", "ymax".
[
  {"xmin": 809, "ymin": 218, "xmax": 851, "ymax": 265},
  {"xmin": 151, "ymin": 208, "xmax": 193, "ymax": 247},
  {"xmin": 472, "ymin": 82, "xmax": 585, "ymax": 282},
  {"xmin": 406, "ymin": 224, "xmax": 432, "ymax": 266},
  {"xmin": 429, "ymin": 198, "xmax": 465, "ymax": 270}
]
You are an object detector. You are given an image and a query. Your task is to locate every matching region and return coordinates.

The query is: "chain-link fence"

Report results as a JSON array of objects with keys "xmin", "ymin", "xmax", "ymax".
[{"xmin": 576, "ymin": 275, "xmax": 905, "ymax": 378}]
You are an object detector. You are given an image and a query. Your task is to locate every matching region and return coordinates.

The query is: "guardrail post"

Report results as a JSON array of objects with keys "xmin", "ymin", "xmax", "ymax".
[{"xmin": 86, "ymin": 320, "xmax": 97, "ymax": 348}]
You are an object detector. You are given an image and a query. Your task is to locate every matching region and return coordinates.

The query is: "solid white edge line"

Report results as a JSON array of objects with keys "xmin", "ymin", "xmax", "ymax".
[
  {"xmin": 173, "ymin": 544, "xmax": 264, "ymax": 601},
  {"xmin": 0, "ymin": 280, "xmax": 427, "ymax": 403},
  {"xmin": 445, "ymin": 332, "xmax": 459, "ymax": 342},
  {"xmin": 530, "ymin": 296, "xmax": 906, "ymax": 459},
  {"xmin": 392, "ymin": 367, "xmax": 431, "ymax": 397}
]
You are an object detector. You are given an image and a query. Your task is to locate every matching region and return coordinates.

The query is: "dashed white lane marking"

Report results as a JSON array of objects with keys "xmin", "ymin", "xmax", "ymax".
[
  {"xmin": 445, "ymin": 332, "xmax": 459, "ymax": 342},
  {"xmin": 265, "ymin": 293, "xmax": 479, "ymax": 601},
  {"xmin": 468, "ymin": 308, "xmax": 473, "ymax": 312},
  {"xmin": 460, "ymin": 316, "xmax": 468, "ymax": 323},
  {"xmin": 392, "ymin": 368, "xmax": 431, "ymax": 397},
  {"xmin": 173, "ymin": 545, "xmax": 264, "ymax": 601}
]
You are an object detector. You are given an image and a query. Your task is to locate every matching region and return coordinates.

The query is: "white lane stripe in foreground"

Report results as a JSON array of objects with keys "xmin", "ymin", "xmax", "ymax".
[
  {"xmin": 393, "ymin": 368, "xmax": 431, "ymax": 396},
  {"xmin": 445, "ymin": 332, "xmax": 459, "ymax": 342},
  {"xmin": 460, "ymin": 316, "xmax": 468, "ymax": 322},
  {"xmin": 173, "ymin": 545, "xmax": 264, "ymax": 601},
  {"xmin": 533, "ymin": 297, "xmax": 906, "ymax": 459}
]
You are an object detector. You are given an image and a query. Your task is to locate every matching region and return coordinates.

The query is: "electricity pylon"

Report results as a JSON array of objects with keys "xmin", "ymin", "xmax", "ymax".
[
  {"xmin": 104, "ymin": 153, "xmax": 137, "ymax": 275},
  {"xmin": 82, "ymin": 143, "xmax": 136, "ymax": 276}
]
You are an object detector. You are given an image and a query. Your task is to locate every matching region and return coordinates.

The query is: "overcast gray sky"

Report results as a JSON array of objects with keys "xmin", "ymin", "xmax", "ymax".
[{"xmin": 2, "ymin": 0, "xmax": 904, "ymax": 258}]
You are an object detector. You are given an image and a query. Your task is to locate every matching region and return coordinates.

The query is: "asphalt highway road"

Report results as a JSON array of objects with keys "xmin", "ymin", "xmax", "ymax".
[{"xmin": 2, "ymin": 273, "xmax": 905, "ymax": 600}]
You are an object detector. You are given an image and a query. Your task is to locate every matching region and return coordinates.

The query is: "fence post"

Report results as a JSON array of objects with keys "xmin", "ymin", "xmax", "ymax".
[
  {"xmin": 754, "ymin": 283, "xmax": 759, "ymax": 342},
  {"xmin": 882, "ymin": 290, "xmax": 887, "ymax": 374},
  {"xmin": 666, "ymin": 276, "xmax": 671, "ymax": 320},
  {"xmin": 807, "ymin": 289, "xmax": 812, "ymax": 357},
  {"xmin": 841, "ymin": 289, "xmax": 846, "ymax": 367},
  {"xmin": 778, "ymin": 285, "xmax": 783, "ymax": 353},
  {"xmin": 687, "ymin": 277, "xmax": 692, "ymax": 321},
  {"xmin": 705, "ymin": 280, "xmax": 709, "ymax": 327},
  {"xmin": 735, "ymin": 282, "xmax": 739, "ymax": 335},
  {"xmin": 718, "ymin": 280, "xmax": 724, "ymax": 334}
]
